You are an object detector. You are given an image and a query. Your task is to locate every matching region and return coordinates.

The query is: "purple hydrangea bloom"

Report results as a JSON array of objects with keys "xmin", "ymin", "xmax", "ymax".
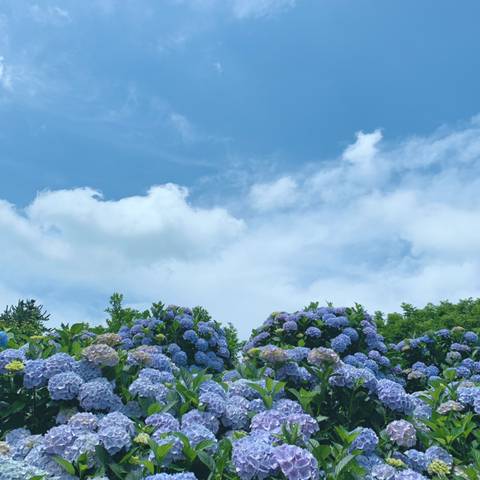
[
  {"xmin": 273, "ymin": 444, "xmax": 319, "ymax": 480},
  {"xmin": 385, "ymin": 420, "xmax": 416, "ymax": 447},
  {"xmin": 222, "ymin": 395, "xmax": 250, "ymax": 430},
  {"xmin": 285, "ymin": 413, "xmax": 319, "ymax": 440},
  {"xmin": 232, "ymin": 433, "xmax": 277, "ymax": 480},
  {"xmin": 250, "ymin": 409, "xmax": 285, "ymax": 434}
]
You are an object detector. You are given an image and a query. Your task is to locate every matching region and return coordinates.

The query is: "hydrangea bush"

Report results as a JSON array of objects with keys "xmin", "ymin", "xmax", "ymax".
[{"xmin": 1, "ymin": 301, "xmax": 480, "ymax": 480}]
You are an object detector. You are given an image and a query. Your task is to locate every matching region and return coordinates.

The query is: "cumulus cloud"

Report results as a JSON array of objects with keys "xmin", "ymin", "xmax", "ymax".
[
  {"xmin": 248, "ymin": 176, "xmax": 298, "ymax": 212},
  {"xmin": 1, "ymin": 118, "xmax": 480, "ymax": 336}
]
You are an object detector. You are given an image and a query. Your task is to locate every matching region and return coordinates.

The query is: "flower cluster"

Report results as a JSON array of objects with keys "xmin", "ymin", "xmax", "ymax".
[{"xmin": 1, "ymin": 302, "xmax": 480, "ymax": 480}]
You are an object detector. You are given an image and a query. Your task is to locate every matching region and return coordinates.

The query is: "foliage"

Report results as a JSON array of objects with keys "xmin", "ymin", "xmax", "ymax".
[
  {"xmin": 105, "ymin": 293, "xmax": 150, "ymax": 332},
  {"xmin": 377, "ymin": 298, "xmax": 480, "ymax": 343},
  {"xmin": 0, "ymin": 299, "xmax": 50, "ymax": 338},
  {"xmin": 2, "ymin": 297, "xmax": 480, "ymax": 479}
]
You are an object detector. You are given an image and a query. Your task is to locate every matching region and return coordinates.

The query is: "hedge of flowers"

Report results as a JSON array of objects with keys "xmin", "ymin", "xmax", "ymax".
[{"xmin": 1, "ymin": 303, "xmax": 480, "ymax": 480}]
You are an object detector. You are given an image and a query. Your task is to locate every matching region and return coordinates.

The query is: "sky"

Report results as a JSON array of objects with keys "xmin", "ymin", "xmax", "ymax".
[{"xmin": 1, "ymin": 1, "xmax": 480, "ymax": 337}]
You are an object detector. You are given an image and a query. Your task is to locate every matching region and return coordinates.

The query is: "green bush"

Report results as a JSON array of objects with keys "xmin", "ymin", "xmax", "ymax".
[{"xmin": 377, "ymin": 298, "xmax": 480, "ymax": 343}]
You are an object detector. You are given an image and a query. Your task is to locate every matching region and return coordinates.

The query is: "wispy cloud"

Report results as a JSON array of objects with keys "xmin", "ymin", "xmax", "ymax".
[{"xmin": 29, "ymin": 5, "xmax": 72, "ymax": 26}]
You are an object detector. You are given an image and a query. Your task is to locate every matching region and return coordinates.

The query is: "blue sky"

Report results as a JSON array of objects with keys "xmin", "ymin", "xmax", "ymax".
[{"xmin": 1, "ymin": 1, "xmax": 480, "ymax": 335}]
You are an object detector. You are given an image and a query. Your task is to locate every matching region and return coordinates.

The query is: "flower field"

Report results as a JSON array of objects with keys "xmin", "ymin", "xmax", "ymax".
[{"xmin": 1, "ymin": 303, "xmax": 480, "ymax": 480}]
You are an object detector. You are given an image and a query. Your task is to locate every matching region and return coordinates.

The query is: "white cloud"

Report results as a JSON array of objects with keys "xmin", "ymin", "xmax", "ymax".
[
  {"xmin": 248, "ymin": 176, "xmax": 298, "ymax": 212},
  {"xmin": 169, "ymin": 112, "xmax": 197, "ymax": 142},
  {"xmin": 0, "ymin": 56, "xmax": 13, "ymax": 91},
  {"xmin": 2, "ymin": 118, "xmax": 480, "ymax": 336}
]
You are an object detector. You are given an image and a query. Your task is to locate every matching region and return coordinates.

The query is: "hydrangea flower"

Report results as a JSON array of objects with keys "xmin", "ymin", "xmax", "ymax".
[
  {"xmin": 273, "ymin": 444, "xmax": 319, "ymax": 480},
  {"xmin": 0, "ymin": 349, "xmax": 27, "ymax": 374},
  {"xmin": 222, "ymin": 395, "xmax": 250, "ymax": 430},
  {"xmin": 98, "ymin": 424, "xmax": 132, "ymax": 454},
  {"xmin": 98, "ymin": 411, "xmax": 135, "ymax": 435},
  {"xmin": 182, "ymin": 409, "xmax": 219, "ymax": 434},
  {"xmin": 68, "ymin": 412, "xmax": 98, "ymax": 434},
  {"xmin": 48, "ymin": 371, "xmax": 84, "ymax": 400},
  {"xmin": 377, "ymin": 379, "xmax": 413, "ymax": 413},
  {"xmin": 350, "ymin": 428, "xmax": 378, "ymax": 453},
  {"xmin": 385, "ymin": 420, "xmax": 416, "ymax": 447},
  {"xmin": 23, "ymin": 359, "xmax": 47, "ymax": 389},
  {"xmin": 43, "ymin": 425, "xmax": 76, "ymax": 455},
  {"xmin": 145, "ymin": 473, "xmax": 197, "ymax": 480},
  {"xmin": 232, "ymin": 433, "xmax": 277, "ymax": 480},
  {"xmin": 43, "ymin": 352, "xmax": 76, "ymax": 379},
  {"xmin": 82, "ymin": 344, "xmax": 119, "ymax": 367},
  {"xmin": 331, "ymin": 334, "xmax": 352, "ymax": 353},
  {"xmin": 181, "ymin": 423, "xmax": 217, "ymax": 452},
  {"xmin": 146, "ymin": 412, "xmax": 180, "ymax": 432},
  {"xmin": 78, "ymin": 379, "xmax": 118, "ymax": 411}
]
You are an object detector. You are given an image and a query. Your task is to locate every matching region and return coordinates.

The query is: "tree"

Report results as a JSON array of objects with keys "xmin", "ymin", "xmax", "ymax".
[
  {"xmin": 0, "ymin": 299, "xmax": 50, "ymax": 337},
  {"xmin": 377, "ymin": 298, "xmax": 480, "ymax": 343},
  {"xmin": 105, "ymin": 293, "xmax": 148, "ymax": 332}
]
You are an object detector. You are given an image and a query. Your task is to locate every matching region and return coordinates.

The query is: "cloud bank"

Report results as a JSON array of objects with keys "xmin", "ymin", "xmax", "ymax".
[{"xmin": 1, "ymin": 118, "xmax": 480, "ymax": 336}]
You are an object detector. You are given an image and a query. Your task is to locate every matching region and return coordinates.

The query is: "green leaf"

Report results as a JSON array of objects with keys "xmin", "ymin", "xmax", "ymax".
[
  {"xmin": 95, "ymin": 445, "xmax": 111, "ymax": 467},
  {"xmin": 334, "ymin": 453, "xmax": 357, "ymax": 477},
  {"xmin": 110, "ymin": 463, "xmax": 127, "ymax": 479},
  {"xmin": 198, "ymin": 450, "xmax": 216, "ymax": 472},
  {"xmin": 53, "ymin": 456, "xmax": 76, "ymax": 475},
  {"xmin": 147, "ymin": 402, "xmax": 163, "ymax": 416}
]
